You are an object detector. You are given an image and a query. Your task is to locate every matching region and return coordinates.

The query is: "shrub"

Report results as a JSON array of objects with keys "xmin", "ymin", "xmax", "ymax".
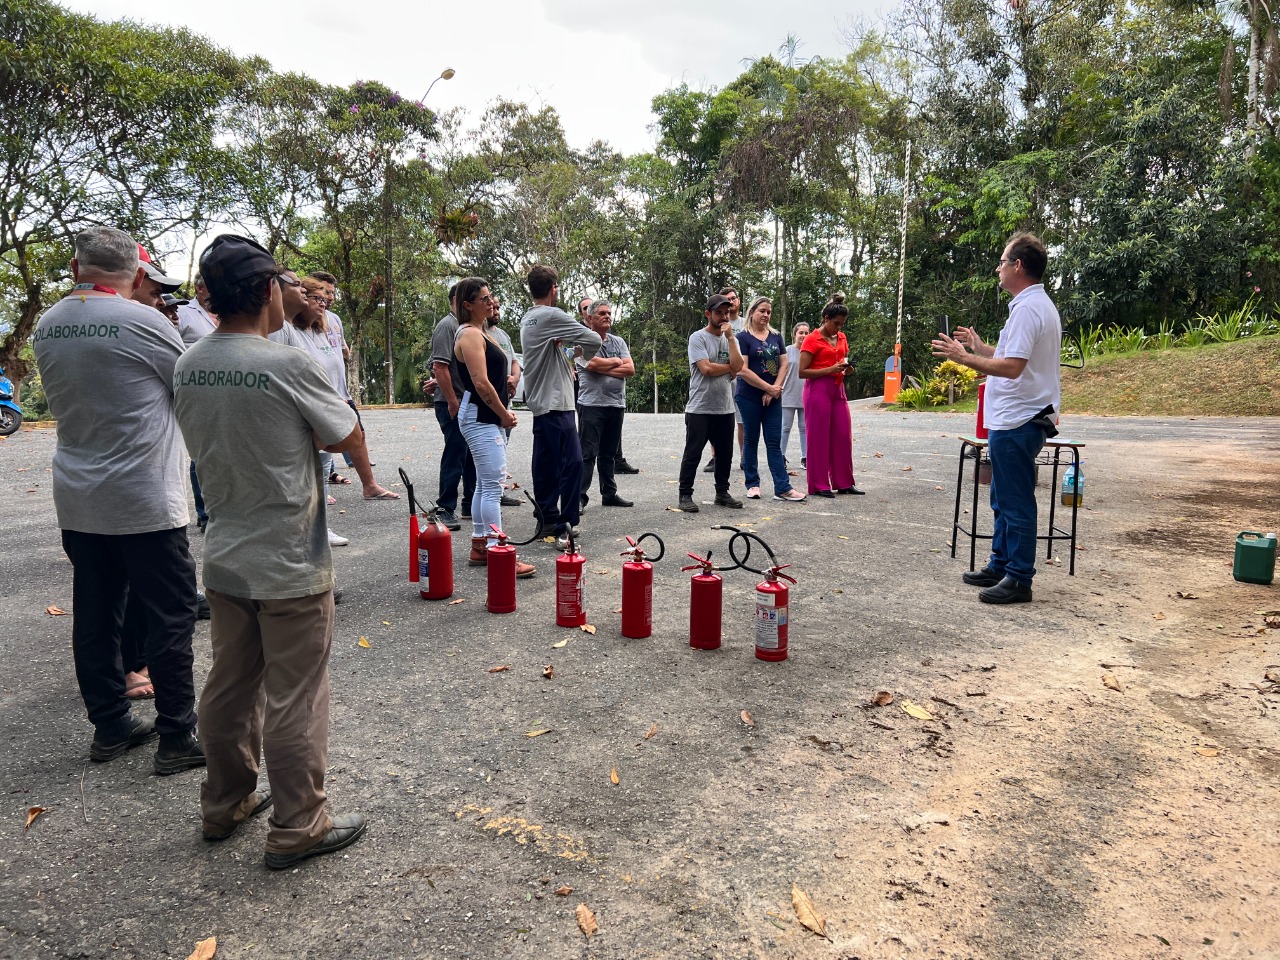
[{"xmin": 894, "ymin": 385, "xmax": 931, "ymax": 410}]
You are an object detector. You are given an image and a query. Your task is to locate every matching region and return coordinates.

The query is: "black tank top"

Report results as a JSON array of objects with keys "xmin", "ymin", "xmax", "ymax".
[{"xmin": 457, "ymin": 334, "xmax": 509, "ymax": 425}]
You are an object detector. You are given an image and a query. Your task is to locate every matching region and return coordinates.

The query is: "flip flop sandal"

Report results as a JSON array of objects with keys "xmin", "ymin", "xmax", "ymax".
[
  {"xmin": 363, "ymin": 490, "xmax": 401, "ymax": 500},
  {"xmin": 328, "ymin": 474, "xmax": 352, "ymax": 485},
  {"xmin": 125, "ymin": 679, "xmax": 155, "ymax": 700}
]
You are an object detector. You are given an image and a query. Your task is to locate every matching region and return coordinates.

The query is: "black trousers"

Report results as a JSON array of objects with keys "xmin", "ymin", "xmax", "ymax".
[
  {"xmin": 579, "ymin": 405, "xmax": 624, "ymax": 500},
  {"xmin": 678, "ymin": 412, "xmax": 734, "ymax": 497},
  {"xmin": 60, "ymin": 527, "xmax": 198, "ymax": 739},
  {"xmin": 532, "ymin": 410, "xmax": 582, "ymax": 532},
  {"xmin": 434, "ymin": 402, "xmax": 476, "ymax": 513}
]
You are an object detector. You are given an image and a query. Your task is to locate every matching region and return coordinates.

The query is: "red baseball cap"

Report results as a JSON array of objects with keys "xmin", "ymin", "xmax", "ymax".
[{"xmin": 137, "ymin": 243, "xmax": 183, "ymax": 291}]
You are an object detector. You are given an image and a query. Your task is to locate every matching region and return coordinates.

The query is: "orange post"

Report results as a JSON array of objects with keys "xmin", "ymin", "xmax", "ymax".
[{"xmin": 883, "ymin": 344, "xmax": 902, "ymax": 403}]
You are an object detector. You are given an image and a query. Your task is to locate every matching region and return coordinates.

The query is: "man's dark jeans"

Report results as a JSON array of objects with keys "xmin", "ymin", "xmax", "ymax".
[
  {"xmin": 678, "ymin": 412, "xmax": 734, "ymax": 497},
  {"xmin": 988, "ymin": 420, "xmax": 1047, "ymax": 586},
  {"xmin": 532, "ymin": 410, "xmax": 582, "ymax": 532},
  {"xmin": 434, "ymin": 402, "xmax": 476, "ymax": 513},
  {"xmin": 579, "ymin": 405, "xmax": 623, "ymax": 500},
  {"xmin": 189, "ymin": 461, "xmax": 206, "ymax": 524},
  {"xmin": 60, "ymin": 527, "xmax": 198, "ymax": 739}
]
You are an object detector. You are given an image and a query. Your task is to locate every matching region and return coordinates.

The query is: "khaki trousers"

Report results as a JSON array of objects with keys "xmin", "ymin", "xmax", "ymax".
[{"xmin": 199, "ymin": 589, "xmax": 334, "ymax": 853}]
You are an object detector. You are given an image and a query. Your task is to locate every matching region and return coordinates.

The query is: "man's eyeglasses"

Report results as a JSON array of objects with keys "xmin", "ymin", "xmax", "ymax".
[{"xmin": 998, "ymin": 258, "xmax": 1018, "ymax": 267}]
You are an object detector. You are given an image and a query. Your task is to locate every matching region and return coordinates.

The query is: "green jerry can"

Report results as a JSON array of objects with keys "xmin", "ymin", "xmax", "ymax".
[{"xmin": 1233, "ymin": 531, "xmax": 1276, "ymax": 585}]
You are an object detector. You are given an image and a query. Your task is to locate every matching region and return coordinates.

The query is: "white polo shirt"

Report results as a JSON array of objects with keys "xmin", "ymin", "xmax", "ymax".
[{"xmin": 984, "ymin": 284, "xmax": 1062, "ymax": 431}]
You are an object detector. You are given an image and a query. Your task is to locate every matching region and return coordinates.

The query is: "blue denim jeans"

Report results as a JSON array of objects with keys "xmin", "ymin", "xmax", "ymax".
[
  {"xmin": 781, "ymin": 406, "xmax": 806, "ymax": 460},
  {"xmin": 987, "ymin": 421, "xmax": 1046, "ymax": 586},
  {"xmin": 736, "ymin": 393, "xmax": 791, "ymax": 495},
  {"xmin": 189, "ymin": 461, "xmax": 207, "ymax": 524},
  {"xmin": 457, "ymin": 395, "xmax": 507, "ymax": 545}
]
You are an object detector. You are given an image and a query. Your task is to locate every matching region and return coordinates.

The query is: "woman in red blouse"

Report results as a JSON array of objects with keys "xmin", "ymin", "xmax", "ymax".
[{"xmin": 798, "ymin": 294, "xmax": 862, "ymax": 497}]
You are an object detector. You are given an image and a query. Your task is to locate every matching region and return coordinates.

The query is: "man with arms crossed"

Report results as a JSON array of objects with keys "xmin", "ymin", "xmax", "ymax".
[
  {"xmin": 174, "ymin": 234, "xmax": 366, "ymax": 868},
  {"xmin": 33, "ymin": 226, "xmax": 203, "ymax": 773},
  {"xmin": 519, "ymin": 265, "xmax": 601, "ymax": 545},
  {"xmin": 577, "ymin": 299, "xmax": 635, "ymax": 510},
  {"xmin": 932, "ymin": 231, "xmax": 1062, "ymax": 605},
  {"xmin": 678, "ymin": 294, "xmax": 746, "ymax": 512}
]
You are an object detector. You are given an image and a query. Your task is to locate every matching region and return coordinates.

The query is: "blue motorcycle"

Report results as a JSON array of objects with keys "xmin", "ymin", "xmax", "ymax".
[{"xmin": 0, "ymin": 367, "xmax": 23, "ymax": 436}]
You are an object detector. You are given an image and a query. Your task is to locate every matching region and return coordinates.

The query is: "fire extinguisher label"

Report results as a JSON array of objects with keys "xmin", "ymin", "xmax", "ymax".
[
  {"xmin": 756, "ymin": 591, "xmax": 776, "ymax": 607},
  {"xmin": 755, "ymin": 604, "xmax": 781, "ymax": 648},
  {"xmin": 418, "ymin": 549, "xmax": 429, "ymax": 580}
]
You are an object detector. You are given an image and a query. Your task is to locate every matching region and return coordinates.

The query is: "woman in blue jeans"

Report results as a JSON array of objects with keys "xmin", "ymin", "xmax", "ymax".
[
  {"xmin": 735, "ymin": 297, "xmax": 806, "ymax": 502},
  {"xmin": 453, "ymin": 277, "xmax": 534, "ymax": 578}
]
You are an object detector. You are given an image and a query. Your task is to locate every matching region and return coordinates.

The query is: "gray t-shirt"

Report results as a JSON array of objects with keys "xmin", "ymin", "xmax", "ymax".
[
  {"xmin": 298, "ymin": 326, "xmax": 348, "ymax": 400},
  {"xmin": 177, "ymin": 301, "xmax": 218, "ymax": 346},
  {"xmin": 33, "ymin": 295, "xmax": 189, "ymax": 535},
  {"xmin": 686, "ymin": 328, "xmax": 735, "ymax": 415},
  {"xmin": 781, "ymin": 344, "xmax": 804, "ymax": 408},
  {"xmin": 576, "ymin": 332, "xmax": 630, "ymax": 408},
  {"xmin": 268, "ymin": 321, "xmax": 308, "ymax": 350},
  {"xmin": 489, "ymin": 324, "xmax": 515, "ymax": 363},
  {"xmin": 430, "ymin": 312, "xmax": 462, "ymax": 405},
  {"xmin": 173, "ymin": 333, "xmax": 357, "ymax": 599},
  {"xmin": 518, "ymin": 305, "xmax": 601, "ymax": 416}
]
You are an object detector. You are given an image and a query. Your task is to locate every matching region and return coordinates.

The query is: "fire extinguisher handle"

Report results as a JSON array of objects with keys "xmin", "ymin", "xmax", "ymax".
[{"xmin": 398, "ymin": 468, "xmax": 417, "ymax": 515}]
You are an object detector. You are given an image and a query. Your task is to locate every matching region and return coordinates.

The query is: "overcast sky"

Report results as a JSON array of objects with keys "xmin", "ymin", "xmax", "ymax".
[{"xmin": 70, "ymin": 0, "xmax": 889, "ymax": 155}]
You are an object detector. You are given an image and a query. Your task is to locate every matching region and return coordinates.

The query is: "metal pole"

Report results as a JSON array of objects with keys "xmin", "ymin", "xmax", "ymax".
[
  {"xmin": 383, "ymin": 152, "xmax": 394, "ymax": 405},
  {"xmin": 895, "ymin": 140, "xmax": 912, "ymax": 349}
]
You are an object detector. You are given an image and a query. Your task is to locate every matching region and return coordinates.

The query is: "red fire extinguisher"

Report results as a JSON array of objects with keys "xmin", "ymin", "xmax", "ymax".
[
  {"xmin": 680, "ymin": 551, "xmax": 723, "ymax": 650},
  {"xmin": 486, "ymin": 523, "xmax": 517, "ymax": 614},
  {"xmin": 418, "ymin": 507, "xmax": 454, "ymax": 601},
  {"xmin": 975, "ymin": 379, "xmax": 988, "ymax": 440},
  {"xmin": 753, "ymin": 563, "xmax": 797, "ymax": 662},
  {"xmin": 399, "ymin": 468, "xmax": 421, "ymax": 584},
  {"xmin": 556, "ymin": 529, "xmax": 586, "ymax": 627},
  {"xmin": 620, "ymin": 533, "xmax": 665, "ymax": 639}
]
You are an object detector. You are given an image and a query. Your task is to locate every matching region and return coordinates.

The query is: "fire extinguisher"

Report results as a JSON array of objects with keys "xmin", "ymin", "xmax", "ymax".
[
  {"xmin": 399, "ymin": 468, "xmax": 421, "ymax": 584},
  {"xmin": 620, "ymin": 532, "xmax": 665, "ymax": 639},
  {"xmin": 555, "ymin": 529, "xmax": 586, "ymax": 627},
  {"xmin": 975, "ymin": 379, "xmax": 988, "ymax": 440},
  {"xmin": 680, "ymin": 550, "xmax": 724, "ymax": 650},
  {"xmin": 417, "ymin": 507, "xmax": 454, "ymax": 601},
  {"xmin": 719, "ymin": 526, "xmax": 797, "ymax": 662},
  {"xmin": 486, "ymin": 523, "xmax": 517, "ymax": 614}
]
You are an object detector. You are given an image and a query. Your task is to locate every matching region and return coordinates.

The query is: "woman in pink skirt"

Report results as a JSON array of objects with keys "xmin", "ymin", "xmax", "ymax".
[{"xmin": 798, "ymin": 294, "xmax": 864, "ymax": 497}]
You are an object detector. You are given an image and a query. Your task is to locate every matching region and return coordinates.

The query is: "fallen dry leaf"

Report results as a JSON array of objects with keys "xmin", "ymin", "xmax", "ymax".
[
  {"xmin": 1265, "ymin": 667, "xmax": 1280, "ymax": 684},
  {"xmin": 740, "ymin": 710, "xmax": 755, "ymax": 728},
  {"xmin": 45, "ymin": 606, "xmax": 66, "ymax": 616},
  {"xmin": 543, "ymin": 664, "xmax": 555, "ymax": 679},
  {"xmin": 575, "ymin": 903, "xmax": 598, "ymax": 938},
  {"xmin": 901, "ymin": 465, "xmax": 913, "ymax": 472},
  {"xmin": 791, "ymin": 884, "xmax": 829, "ymax": 939},
  {"xmin": 594, "ymin": 569, "xmax": 611, "ymax": 575},
  {"xmin": 665, "ymin": 505, "xmax": 684, "ymax": 513},
  {"xmin": 448, "ymin": 598, "xmax": 466, "ymax": 605},
  {"xmin": 643, "ymin": 722, "xmax": 659, "ymax": 740},
  {"xmin": 381, "ymin": 620, "xmax": 392, "ymax": 625},
  {"xmin": 871, "ymin": 691, "xmax": 894, "ymax": 707},
  {"xmin": 551, "ymin": 638, "xmax": 569, "ymax": 649},
  {"xmin": 1153, "ymin": 611, "xmax": 1166, "ymax": 621},
  {"xmin": 609, "ymin": 768, "xmax": 619, "ymax": 785},
  {"xmin": 900, "ymin": 700, "xmax": 934, "ymax": 720},
  {"xmin": 525, "ymin": 729, "xmax": 553, "ymax": 738},
  {"xmin": 837, "ymin": 535, "xmax": 849, "ymax": 540},
  {"xmin": 486, "ymin": 665, "xmax": 511, "ymax": 673},
  {"xmin": 24, "ymin": 806, "xmax": 46, "ymax": 830},
  {"xmin": 357, "ymin": 637, "xmax": 371, "ymax": 649},
  {"xmin": 873, "ymin": 451, "xmax": 884, "ymax": 458},
  {"xmin": 185, "ymin": 938, "xmax": 217, "ymax": 960},
  {"xmin": 1175, "ymin": 591, "xmax": 1199, "ymax": 600},
  {"xmin": 1102, "ymin": 673, "xmax": 1124, "ymax": 693},
  {"xmin": 1195, "ymin": 746, "xmax": 1220, "ymax": 757},
  {"xmin": 580, "ymin": 624, "xmax": 596, "ymax": 635},
  {"xmin": 612, "ymin": 607, "xmax": 623, "ymax": 614},
  {"xmin": 554, "ymin": 885, "xmax": 573, "ymax": 896}
]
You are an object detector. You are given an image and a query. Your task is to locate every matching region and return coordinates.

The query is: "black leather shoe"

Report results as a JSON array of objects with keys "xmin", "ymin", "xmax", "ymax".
[
  {"xmin": 90, "ymin": 714, "xmax": 157, "ymax": 762},
  {"xmin": 436, "ymin": 509, "xmax": 461, "ymax": 531},
  {"xmin": 196, "ymin": 591, "xmax": 211, "ymax": 620},
  {"xmin": 154, "ymin": 732, "xmax": 207, "ymax": 776},
  {"xmin": 702, "ymin": 457, "xmax": 716, "ymax": 473},
  {"xmin": 500, "ymin": 493, "xmax": 522, "ymax": 507},
  {"xmin": 714, "ymin": 493, "xmax": 743, "ymax": 509},
  {"xmin": 580, "ymin": 493, "xmax": 589, "ymax": 511},
  {"xmin": 979, "ymin": 576, "xmax": 1033, "ymax": 605},
  {"xmin": 332, "ymin": 589, "xmax": 343, "ymax": 605},
  {"xmin": 204, "ymin": 789, "xmax": 274, "ymax": 842},
  {"xmin": 678, "ymin": 496, "xmax": 699, "ymax": 513},
  {"xmin": 962, "ymin": 566, "xmax": 1003, "ymax": 587},
  {"xmin": 264, "ymin": 813, "xmax": 367, "ymax": 870},
  {"xmin": 601, "ymin": 495, "xmax": 634, "ymax": 507},
  {"xmin": 614, "ymin": 459, "xmax": 640, "ymax": 474},
  {"xmin": 836, "ymin": 486, "xmax": 866, "ymax": 496},
  {"xmin": 814, "ymin": 489, "xmax": 836, "ymax": 498}
]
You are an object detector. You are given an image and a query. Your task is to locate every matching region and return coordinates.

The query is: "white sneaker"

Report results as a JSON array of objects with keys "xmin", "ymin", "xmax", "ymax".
[{"xmin": 328, "ymin": 529, "xmax": 350, "ymax": 546}]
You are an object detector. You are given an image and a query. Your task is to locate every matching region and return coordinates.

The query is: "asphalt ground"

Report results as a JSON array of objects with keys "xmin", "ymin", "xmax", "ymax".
[{"xmin": 1, "ymin": 406, "xmax": 1278, "ymax": 959}]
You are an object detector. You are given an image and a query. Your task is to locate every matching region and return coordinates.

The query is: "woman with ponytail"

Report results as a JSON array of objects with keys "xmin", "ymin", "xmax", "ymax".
[{"xmin": 798, "ymin": 293, "xmax": 863, "ymax": 497}]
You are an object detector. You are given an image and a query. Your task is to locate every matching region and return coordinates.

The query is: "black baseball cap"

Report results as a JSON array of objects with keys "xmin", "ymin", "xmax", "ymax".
[
  {"xmin": 199, "ymin": 234, "xmax": 277, "ymax": 292},
  {"xmin": 706, "ymin": 294, "xmax": 732, "ymax": 312}
]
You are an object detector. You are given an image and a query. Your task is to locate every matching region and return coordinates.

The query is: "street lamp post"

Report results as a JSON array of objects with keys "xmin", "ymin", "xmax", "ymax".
[{"xmin": 383, "ymin": 67, "xmax": 455, "ymax": 405}]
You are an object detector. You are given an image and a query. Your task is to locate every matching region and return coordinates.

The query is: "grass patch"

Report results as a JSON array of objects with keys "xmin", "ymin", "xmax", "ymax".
[{"xmin": 1061, "ymin": 334, "xmax": 1280, "ymax": 416}]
